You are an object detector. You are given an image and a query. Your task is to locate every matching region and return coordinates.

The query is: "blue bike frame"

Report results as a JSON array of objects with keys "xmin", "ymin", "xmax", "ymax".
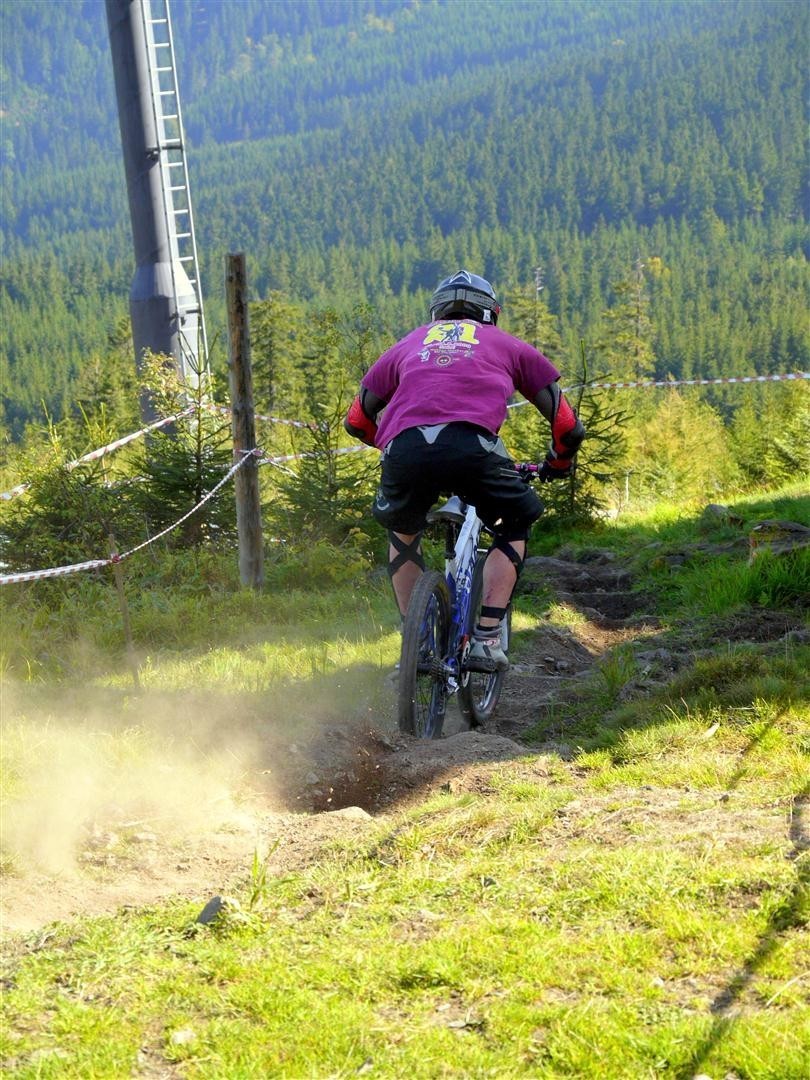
[{"xmin": 441, "ymin": 502, "xmax": 486, "ymax": 692}]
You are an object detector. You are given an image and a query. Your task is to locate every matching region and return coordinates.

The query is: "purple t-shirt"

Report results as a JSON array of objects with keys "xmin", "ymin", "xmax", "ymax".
[{"xmin": 362, "ymin": 320, "xmax": 560, "ymax": 448}]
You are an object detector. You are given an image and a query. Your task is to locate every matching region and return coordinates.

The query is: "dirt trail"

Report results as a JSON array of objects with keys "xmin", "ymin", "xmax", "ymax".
[{"xmin": 0, "ymin": 550, "xmax": 760, "ymax": 937}]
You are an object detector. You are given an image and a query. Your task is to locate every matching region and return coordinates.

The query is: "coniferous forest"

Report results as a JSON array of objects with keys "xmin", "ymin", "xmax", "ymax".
[
  {"xmin": 1, "ymin": 0, "xmax": 808, "ymax": 496},
  {"xmin": 5, "ymin": 8, "xmax": 810, "ymax": 1072}
]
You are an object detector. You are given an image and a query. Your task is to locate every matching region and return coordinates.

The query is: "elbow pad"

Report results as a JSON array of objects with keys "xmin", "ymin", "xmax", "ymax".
[
  {"xmin": 550, "ymin": 395, "xmax": 585, "ymax": 459},
  {"xmin": 345, "ymin": 394, "xmax": 378, "ymax": 446}
]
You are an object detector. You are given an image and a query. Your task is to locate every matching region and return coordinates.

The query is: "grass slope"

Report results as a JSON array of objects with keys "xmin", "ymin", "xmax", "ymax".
[{"xmin": 1, "ymin": 486, "xmax": 808, "ymax": 1078}]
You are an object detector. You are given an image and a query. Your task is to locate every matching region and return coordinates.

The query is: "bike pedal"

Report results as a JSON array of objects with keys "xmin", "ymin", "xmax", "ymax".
[{"xmin": 464, "ymin": 658, "xmax": 498, "ymax": 674}]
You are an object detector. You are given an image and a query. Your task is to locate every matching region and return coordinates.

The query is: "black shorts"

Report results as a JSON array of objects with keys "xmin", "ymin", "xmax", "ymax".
[{"xmin": 372, "ymin": 423, "xmax": 543, "ymax": 536}]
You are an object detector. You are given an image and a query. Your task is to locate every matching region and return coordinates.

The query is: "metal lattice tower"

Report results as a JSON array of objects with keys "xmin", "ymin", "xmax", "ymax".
[
  {"xmin": 142, "ymin": 0, "xmax": 208, "ymax": 369},
  {"xmin": 106, "ymin": 0, "xmax": 208, "ymax": 399}
]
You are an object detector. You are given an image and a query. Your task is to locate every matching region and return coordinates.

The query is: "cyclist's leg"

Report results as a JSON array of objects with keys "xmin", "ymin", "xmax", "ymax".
[
  {"xmin": 478, "ymin": 537, "xmax": 526, "ymax": 628},
  {"xmin": 458, "ymin": 551, "xmax": 512, "ymax": 724},
  {"xmin": 466, "ymin": 534, "xmax": 528, "ymax": 672},
  {"xmin": 449, "ymin": 430, "xmax": 542, "ymax": 669},
  {"xmin": 388, "ymin": 531, "xmax": 425, "ymax": 618},
  {"xmin": 451, "ymin": 430, "xmax": 542, "ymax": 615},
  {"xmin": 372, "ymin": 429, "xmax": 441, "ymax": 617}
]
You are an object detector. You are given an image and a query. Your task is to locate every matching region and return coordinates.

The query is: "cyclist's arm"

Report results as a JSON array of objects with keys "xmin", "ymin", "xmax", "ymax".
[
  {"xmin": 533, "ymin": 382, "xmax": 585, "ymax": 475},
  {"xmin": 344, "ymin": 386, "xmax": 386, "ymax": 446}
]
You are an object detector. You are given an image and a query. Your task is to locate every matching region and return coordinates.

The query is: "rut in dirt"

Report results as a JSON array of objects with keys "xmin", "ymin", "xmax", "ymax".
[{"xmin": 285, "ymin": 550, "xmax": 656, "ymax": 814}]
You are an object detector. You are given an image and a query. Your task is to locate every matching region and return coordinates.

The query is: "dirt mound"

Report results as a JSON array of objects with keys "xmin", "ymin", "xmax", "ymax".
[{"xmin": 375, "ymin": 730, "xmax": 533, "ymax": 807}]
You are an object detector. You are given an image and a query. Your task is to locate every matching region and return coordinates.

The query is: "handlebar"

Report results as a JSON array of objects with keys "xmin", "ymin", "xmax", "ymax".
[
  {"xmin": 515, "ymin": 462, "xmax": 545, "ymax": 481},
  {"xmin": 516, "ymin": 461, "xmax": 575, "ymax": 482}
]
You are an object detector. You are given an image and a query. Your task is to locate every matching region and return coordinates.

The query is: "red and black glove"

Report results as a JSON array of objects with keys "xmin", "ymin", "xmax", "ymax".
[{"xmin": 539, "ymin": 457, "xmax": 574, "ymax": 481}]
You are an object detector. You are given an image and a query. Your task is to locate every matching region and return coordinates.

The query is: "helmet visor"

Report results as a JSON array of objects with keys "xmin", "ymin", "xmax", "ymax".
[{"xmin": 429, "ymin": 286, "xmax": 501, "ymax": 323}]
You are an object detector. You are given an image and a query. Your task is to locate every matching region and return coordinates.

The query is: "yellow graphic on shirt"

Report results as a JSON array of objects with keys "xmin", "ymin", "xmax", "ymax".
[{"xmin": 423, "ymin": 321, "xmax": 480, "ymax": 346}]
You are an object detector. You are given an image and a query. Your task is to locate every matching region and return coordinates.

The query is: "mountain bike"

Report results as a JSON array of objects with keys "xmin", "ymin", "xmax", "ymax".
[{"xmin": 397, "ymin": 463, "xmax": 543, "ymax": 738}]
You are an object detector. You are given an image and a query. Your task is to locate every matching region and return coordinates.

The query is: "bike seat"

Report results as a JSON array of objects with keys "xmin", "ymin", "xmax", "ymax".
[{"xmin": 426, "ymin": 495, "xmax": 468, "ymax": 525}]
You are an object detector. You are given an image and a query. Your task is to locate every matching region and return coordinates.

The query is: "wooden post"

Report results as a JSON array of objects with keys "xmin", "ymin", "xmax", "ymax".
[
  {"xmin": 108, "ymin": 535, "xmax": 140, "ymax": 690},
  {"xmin": 225, "ymin": 253, "xmax": 264, "ymax": 588}
]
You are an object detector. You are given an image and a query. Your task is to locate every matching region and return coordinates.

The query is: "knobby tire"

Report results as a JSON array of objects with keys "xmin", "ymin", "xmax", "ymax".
[
  {"xmin": 458, "ymin": 551, "xmax": 511, "ymax": 728},
  {"xmin": 398, "ymin": 570, "xmax": 451, "ymax": 739}
]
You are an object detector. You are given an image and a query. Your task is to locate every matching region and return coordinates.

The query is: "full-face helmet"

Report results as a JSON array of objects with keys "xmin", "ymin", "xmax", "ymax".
[{"xmin": 429, "ymin": 270, "xmax": 501, "ymax": 324}]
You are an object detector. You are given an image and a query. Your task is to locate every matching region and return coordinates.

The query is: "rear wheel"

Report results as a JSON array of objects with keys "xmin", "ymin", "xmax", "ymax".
[
  {"xmin": 398, "ymin": 571, "xmax": 451, "ymax": 738},
  {"xmin": 458, "ymin": 552, "xmax": 511, "ymax": 728}
]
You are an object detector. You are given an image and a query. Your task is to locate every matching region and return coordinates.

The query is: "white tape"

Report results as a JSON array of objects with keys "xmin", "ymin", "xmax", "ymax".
[
  {"xmin": 0, "ymin": 482, "xmax": 29, "ymax": 502},
  {"xmin": 205, "ymin": 402, "xmax": 314, "ymax": 430},
  {"xmin": 577, "ymin": 371, "xmax": 809, "ymax": 391},
  {"xmin": 0, "ymin": 558, "xmax": 112, "ymax": 585},
  {"xmin": 0, "ymin": 406, "xmax": 196, "ymax": 502},
  {"xmin": 113, "ymin": 452, "xmax": 254, "ymax": 561},
  {"xmin": 507, "ymin": 370, "xmax": 810, "ymax": 410},
  {"xmin": 0, "ymin": 451, "xmax": 256, "ymax": 586},
  {"xmin": 260, "ymin": 444, "xmax": 370, "ymax": 467}
]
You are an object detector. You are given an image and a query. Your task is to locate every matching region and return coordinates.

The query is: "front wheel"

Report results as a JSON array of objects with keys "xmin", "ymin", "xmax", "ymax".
[
  {"xmin": 458, "ymin": 552, "xmax": 511, "ymax": 728},
  {"xmin": 398, "ymin": 570, "xmax": 451, "ymax": 738}
]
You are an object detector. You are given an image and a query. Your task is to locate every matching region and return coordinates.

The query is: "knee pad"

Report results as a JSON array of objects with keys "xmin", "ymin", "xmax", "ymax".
[
  {"xmin": 387, "ymin": 531, "xmax": 425, "ymax": 578},
  {"xmin": 498, "ymin": 499, "xmax": 543, "ymax": 538},
  {"xmin": 490, "ymin": 531, "xmax": 528, "ymax": 575}
]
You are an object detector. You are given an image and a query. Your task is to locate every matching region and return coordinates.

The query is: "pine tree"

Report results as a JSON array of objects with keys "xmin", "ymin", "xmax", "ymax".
[
  {"xmin": 250, "ymin": 292, "xmax": 309, "ymax": 418},
  {"xmin": 597, "ymin": 258, "xmax": 656, "ymax": 382},
  {"xmin": 763, "ymin": 383, "xmax": 810, "ymax": 485},
  {"xmin": 633, "ymin": 391, "xmax": 739, "ymax": 504},
  {"xmin": 550, "ymin": 341, "xmax": 630, "ymax": 522},
  {"xmin": 503, "ymin": 267, "xmax": 562, "ymax": 361},
  {"xmin": 0, "ymin": 414, "xmax": 143, "ymax": 573},
  {"xmin": 262, "ymin": 305, "xmax": 382, "ymax": 545},
  {"xmin": 132, "ymin": 352, "xmax": 235, "ymax": 548}
]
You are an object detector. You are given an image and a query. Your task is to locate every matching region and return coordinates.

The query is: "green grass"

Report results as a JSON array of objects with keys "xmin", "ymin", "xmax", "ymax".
[
  {"xmin": 668, "ymin": 547, "xmax": 810, "ymax": 615},
  {"xmin": 1, "ymin": 484, "xmax": 809, "ymax": 1077},
  {"xmin": 2, "ymin": 745, "xmax": 807, "ymax": 1077},
  {"xmin": 603, "ymin": 482, "xmax": 809, "ymax": 553},
  {"xmin": 0, "ymin": 558, "xmax": 398, "ymax": 685}
]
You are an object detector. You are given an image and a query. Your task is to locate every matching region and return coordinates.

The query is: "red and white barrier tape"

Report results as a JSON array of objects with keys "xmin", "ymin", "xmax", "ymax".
[
  {"xmin": 571, "ymin": 371, "xmax": 809, "ymax": 391},
  {"xmin": 204, "ymin": 402, "xmax": 314, "ymax": 430},
  {"xmin": 113, "ymin": 450, "xmax": 258, "ymax": 562},
  {"xmin": 506, "ymin": 370, "xmax": 809, "ymax": 411},
  {"xmin": 0, "ymin": 481, "xmax": 29, "ymax": 502},
  {"xmin": 0, "ymin": 406, "xmax": 196, "ymax": 503},
  {"xmin": 260, "ymin": 444, "xmax": 369, "ymax": 467},
  {"xmin": 0, "ymin": 557, "xmax": 115, "ymax": 585},
  {"xmin": 71, "ymin": 406, "xmax": 197, "ymax": 462},
  {"xmin": 0, "ymin": 450, "xmax": 259, "ymax": 586}
]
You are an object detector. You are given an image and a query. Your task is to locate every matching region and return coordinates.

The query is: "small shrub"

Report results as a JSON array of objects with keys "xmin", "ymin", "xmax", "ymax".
[
  {"xmin": 263, "ymin": 538, "xmax": 372, "ymax": 590},
  {"xmin": 742, "ymin": 549, "xmax": 810, "ymax": 609},
  {"xmin": 674, "ymin": 548, "xmax": 810, "ymax": 616},
  {"xmin": 596, "ymin": 644, "xmax": 639, "ymax": 703}
]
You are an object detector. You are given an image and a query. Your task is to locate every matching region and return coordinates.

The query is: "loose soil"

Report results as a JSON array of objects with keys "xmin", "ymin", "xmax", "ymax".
[{"xmin": 0, "ymin": 552, "xmax": 802, "ymax": 936}]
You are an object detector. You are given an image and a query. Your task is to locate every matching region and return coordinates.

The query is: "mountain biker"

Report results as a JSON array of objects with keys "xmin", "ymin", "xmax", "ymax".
[{"xmin": 345, "ymin": 269, "xmax": 585, "ymax": 673}]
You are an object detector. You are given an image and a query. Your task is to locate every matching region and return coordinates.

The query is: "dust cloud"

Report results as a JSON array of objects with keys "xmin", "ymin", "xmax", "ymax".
[{"xmin": 0, "ymin": 682, "xmax": 270, "ymax": 877}]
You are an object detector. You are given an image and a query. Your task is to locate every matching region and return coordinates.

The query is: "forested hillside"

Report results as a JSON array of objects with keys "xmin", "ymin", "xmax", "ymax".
[{"xmin": 1, "ymin": 0, "xmax": 808, "ymax": 437}]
